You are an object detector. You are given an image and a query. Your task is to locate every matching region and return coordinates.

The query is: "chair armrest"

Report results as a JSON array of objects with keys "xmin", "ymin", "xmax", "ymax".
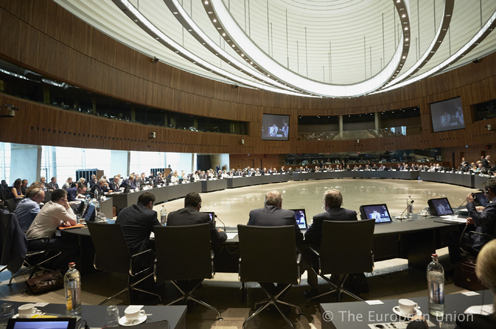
[
  {"xmin": 129, "ymin": 249, "xmax": 154, "ymax": 277},
  {"xmin": 468, "ymin": 230, "xmax": 493, "ymax": 238},
  {"xmin": 296, "ymin": 252, "xmax": 302, "ymax": 266},
  {"xmin": 309, "ymin": 246, "xmax": 320, "ymax": 257}
]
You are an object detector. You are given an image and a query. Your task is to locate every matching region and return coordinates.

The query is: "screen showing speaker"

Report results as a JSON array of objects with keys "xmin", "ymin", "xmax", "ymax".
[
  {"xmin": 359, "ymin": 204, "xmax": 392, "ymax": 224},
  {"xmin": 261, "ymin": 114, "xmax": 290, "ymax": 141},
  {"xmin": 430, "ymin": 97, "xmax": 465, "ymax": 132},
  {"xmin": 428, "ymin": 198, "xmax": 454, "ymax": 216}
]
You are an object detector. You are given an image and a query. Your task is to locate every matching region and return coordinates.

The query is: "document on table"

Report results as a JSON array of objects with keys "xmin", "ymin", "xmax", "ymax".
[
  {"xmin": 439, "ymin": 215, "xmax": 466, "ymax": 223},
  {"xmin": 226, "ymin": 233, "xmax": 238, "ymax": 239}
]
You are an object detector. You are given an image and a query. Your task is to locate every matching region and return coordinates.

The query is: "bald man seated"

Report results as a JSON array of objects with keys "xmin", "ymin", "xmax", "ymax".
[
  {"xmin": 304, "ymin": 189, "xmax": 357, "ymax": 246},
  {"xmin": 247, "ymin": 190, "xmax": 303, "ymax": 297}
]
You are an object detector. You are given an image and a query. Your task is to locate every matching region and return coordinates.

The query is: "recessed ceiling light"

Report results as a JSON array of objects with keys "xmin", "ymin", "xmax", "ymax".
[
  {"xmin": 404, "ymin": 27, "xmax": 408, "ymax": 30},
  {"xmin": 213, "ymin": 19, "xmax": 217, "ymax": 22},
  {"xmin": 405, "ymin": 38, "xmax": 409, "ymax": 41},
  {"xmin": 232, "ymin": 44, "xmax": 235, "ymax": 47},
  {"xmin": 402, "ymin": 14, "xmax": 406, "ymax": 18},
  {"xmin": 402, "ymin": 56, "xmax": 406, "ymax": 59},
  {"xmin": 241, "ymin": 54, "xmax": 244, "ymax": 57},
  {"xmin": 222, "ymin": 33, "xmax": 226, "ymax": 36},
  {"xmin": 208, "ymin": 11, "xmax": 213, "ymax": 14},
  {"xmin": 173, "ymin": 12, "xmax": 178, "ymax": 15},
  {"xmin": 204, "ymin": 1, "xmax": 209, "ymax": 4}
]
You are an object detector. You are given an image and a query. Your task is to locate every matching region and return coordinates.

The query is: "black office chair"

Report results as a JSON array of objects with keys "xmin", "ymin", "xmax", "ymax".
[
  {"xmin": 308, "ymin": 219, "xmax": 375, "ymax": 302},
  {"xmin": 153, "ymin": 223, "xmax": 222, "ymax": 319},
  {"xmin": 237, "ymin": 225, "xmax": 302, "ymax": 328},
  {"xmin": 4, "ymin": 198, "xmax": 16, "ymax": 212},
  {"xmin": 0, "ymin": 210, "xmax": 59, "ymax": 285},
  {"xmin": 87, "ymin": 222, "xmax": 161, "ymax": 305}
]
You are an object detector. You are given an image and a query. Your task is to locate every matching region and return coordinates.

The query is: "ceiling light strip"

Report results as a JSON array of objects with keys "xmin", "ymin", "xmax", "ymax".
[
  {"xmin": 375, "ymin": 9, "xmax": 496, "ymax": 93},
  {"xmin": 384, "ymin": 0, "xmax": 455, "ymax": 88},
  {"xmin": 112, "ymin": 0, "xmax": 310, "ymax": 97},
  {"xmin": 163, "ymin": 0, "xmax": 300, "ymax": 93},
  {"xmin": 204, "ymin": 0, "xmax": 411, "ymax": 98}
]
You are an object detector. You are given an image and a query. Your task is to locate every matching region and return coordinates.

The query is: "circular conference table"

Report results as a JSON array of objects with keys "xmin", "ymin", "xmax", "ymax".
[
  {"xmin": 63, "ymin": 171, "xmax": 495, "ymax": 274},
  {"xmin": 104, "ymin": 170, "xmax": 494, "ymax": 214}
]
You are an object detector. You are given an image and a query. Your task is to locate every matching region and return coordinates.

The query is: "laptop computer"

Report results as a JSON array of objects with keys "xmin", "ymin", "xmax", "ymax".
[
  {"xmin": 359, "ymin": 204, "xmax": 393, "ymax": 223},
  {"xmin": 83, "ymin": 203, "xmax": 96, "ymax": 222},
  {"xmin": 7, "ymin": 318, "xmax": 77, "ymax": 329},
  {"xmin": 473, "ymin": 192, "xmax": 489, "ymax": 207},
  {"xmin": 290, "ymin": 209, "xmax": 308, "ymax": 229},
  {"xmin": 428, "ymin": 198, "xmax": 454, "ymax": 216},
  {"xmin": 203, "ymin": 212, "xmax": 215, "ymax": 221}
]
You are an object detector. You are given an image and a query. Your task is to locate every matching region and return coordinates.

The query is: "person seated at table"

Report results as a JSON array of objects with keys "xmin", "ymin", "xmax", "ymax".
[
  {"xmin": 154, "ymin": 172, "xmax": 164, "ymax": 185},
  {"xmin": 279, "ymin": 166, "xmax": 285, "ymax": 174},
  {"xmin": 109, "ymin": 176, "xmax": 121, "ymax": 191},
  {"xmin": 46, "ymin": 177, "xmax": 59, "ymax": 190},
  {"xmin": 14, "ymin": 187, "xmax": 45, "ymax": 232},
  {"xmin": 448, "ymin": 180, "xmax": 496, "ymax": 263},
  {"xmin": 455, "ymin": 239, "xmax": 496, "ymax": 328},
  {"xmin": 11, "ymin": 178, "xmax": 24, "ymax": 200},
  {"xmin": 88, "ymin": 174, "xmax": 98, "ymax": 188},
  {"xmin": 304, "ymin": 189, "xmax": 358, "ymax": 296},
  {"xmin": 0, "ymin": 179, "xmax": 8, "ymax": 189},
  {"xmin": 121, "ymin": 174, "xmax": 137, "ymax": 190},
  {"xmin": 247, "ymin": 190, "xmax": 303, "ymax": 296},
  {"xmin": 136, "ymin": 173, "xmax": 147, "ymax": 186},
  {"xmin": 170, "ymin": 171, "xmax": 179, "ymax": 184},
  {"xmin": 90, "ymin": 178, "xmax": 109, "ymax": 196},
  {"xmin": 26, "ymin": 189, "xmax": 79, "ymax": 271},
  {"xmin": 66, "ymin": 184, "xmax": 87, "ymax": 202},
  {"xmin": 20, "ymin": 179, "xmax": 28, "ymax": 195},
  {"xmin": 148, "ymin": 172, "xmax": 154, "ymax": 181},
  {"xmin": 40, "ymin": 177, "xmax": 49, "ymax": 191},
  {"xmin": 115, "ymin": 192, "xmax": 160, "ymax": 255},
  {"xmin": 62, "ymin": 177, "xmax": 73, "ymax": 190},
  {"xmin": 167, "ymin": 192, "xmax": 227, "ymax": 291}
]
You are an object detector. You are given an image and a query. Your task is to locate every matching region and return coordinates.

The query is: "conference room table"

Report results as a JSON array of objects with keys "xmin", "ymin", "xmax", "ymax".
[
  {"xmin": 61, "ymin": 213, "xmax": 464, "ymax": 275},
  {"xmin": 0, "ymin": 300, "xmax": 187, "ymax": 329},
  {"xmin": 419, "ymin": 171, "xmax": 475, "ymax": 188},
  {"xmin": 320, "ymin": 290, "xmax": 493, "ymax": 329},
  {"xmin": 291, "ymin": 170, "xmax": 420, "ymax": 181}
]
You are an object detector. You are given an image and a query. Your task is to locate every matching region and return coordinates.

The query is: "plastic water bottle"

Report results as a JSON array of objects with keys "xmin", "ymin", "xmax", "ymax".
[
  {"xmin": 427, "ymin": 254, "xmax": 445, "ymax": 317},
  {"xmin": 160, "ymin": 205, "xmax": 167, "ymax": 225},
  {"xmin": 64, "ymin": 262, "xmax": 82, "ymax": 316}
]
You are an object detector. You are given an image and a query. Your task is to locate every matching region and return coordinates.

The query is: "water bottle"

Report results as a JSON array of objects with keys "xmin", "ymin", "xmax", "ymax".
[
  {"xmin": 427, "ymin": 254, "xmax": 445, "ymax": 317},
  {"xmin": 160, "ymin": 205, "xmax": 167, "ymax": 225},
  {"xmin": 64, "ymin": 262, "xmax": 82, "ymax": 316}
]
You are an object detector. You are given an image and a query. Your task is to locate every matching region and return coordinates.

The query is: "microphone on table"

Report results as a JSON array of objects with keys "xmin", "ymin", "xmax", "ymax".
[
  {"xmin": 214, "ymin": 214, "xmax": 226, "ymax": 231},
  {"xmin": 398, "ymin": 196, "xmax": 414, "ymax": 221}
]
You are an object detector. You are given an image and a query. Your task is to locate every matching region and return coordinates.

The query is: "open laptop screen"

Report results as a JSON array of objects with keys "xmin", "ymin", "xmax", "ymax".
[
  {"xmin": 474, "ymin": 192, "xmax": 489, "ymax": 207},
  {"xmin": 359, "ymin": 204, "xmax": 392, "ymax": 223},
  {"xmin": 428, "ymin": 198, "xmax": 454, "ymax": 216},
  {"xmin": 7, "ymin": 318, "xmax": 77, "ymax": 329},
  {"xmin": 290, "ymin": 209, "xmax": 308, "ymax": 229},
  {"xmin": 83, "ymin": 203, "xmax": 96, "ymax": 222},
  {"xmin": 203, "ymin": 212, "xmax": 215, "ymax": 221}
]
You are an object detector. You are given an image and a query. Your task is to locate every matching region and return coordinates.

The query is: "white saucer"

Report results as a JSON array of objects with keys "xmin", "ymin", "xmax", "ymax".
[
  {"xmin": 392, "ymin": 306, "xmax": 422, "ymax": 319},
  {"xmin": 118, "ymin": 314, "xmax": 147, "ymax": 326}
]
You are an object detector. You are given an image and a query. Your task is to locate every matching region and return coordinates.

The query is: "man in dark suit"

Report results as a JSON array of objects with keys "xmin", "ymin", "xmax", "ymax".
[
  {"xmin": 304, "ymin": 189, "xmax": 357, "ymax": 296},
  {"xmin": 121, "ymin": 174, "xmax": 137, "ymax": 190},
  {"xmin": 305, "ymin": 189, "xmax": 357, "ymax": 246},
  {"xmin": 109, "ymin": 176, "xmax": 120, "ymax": 192},
  {"xmin": 66, "ymin": 185, "xmax": 87, "ymax": 202},
  {"xmin": 482, "ymin": 155, "xmax": 491, "ymax": 170},
  {"xmin": 90, "ymin": 178, "xmax": 109, "ymax": 196},
  {"xmin": 115, "ymin": 192, "xmax": 160, "ymax": 255},
  {"xmin": 167, "ymin": 192, "xmax": 226, "ymax": 244},
  {"xmin": 247, "ymin": 190, "xmax": 303, "ymax": 296},
  {"xmin": 448, "ymin": 180, "xmax": 496, "ymax": 263},
  {"xmin": 48, "ymin": 177, "xmax": 59, "ymax": 190},
  {"xmin": 89, "ymin": 174, "xmax": 98, "ymax": 188},
  {"xmin": 167, "ymin": 192, "xmax": 226, "ymax": 291}
]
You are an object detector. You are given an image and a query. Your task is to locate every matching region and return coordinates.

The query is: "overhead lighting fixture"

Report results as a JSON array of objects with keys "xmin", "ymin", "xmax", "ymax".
[{"xmin": 204, "ymin": 0, "xmax": 410, "ymax": 98}]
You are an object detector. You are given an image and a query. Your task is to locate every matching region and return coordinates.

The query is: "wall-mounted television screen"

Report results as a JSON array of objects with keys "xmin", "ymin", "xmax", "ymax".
[
  {"xmin": 430, "ymin": 97, "xmax": 465, "ymax": 132},
  {"xmin": 262, "ymin": 114, "xmax": 289, "ymax": 141}
]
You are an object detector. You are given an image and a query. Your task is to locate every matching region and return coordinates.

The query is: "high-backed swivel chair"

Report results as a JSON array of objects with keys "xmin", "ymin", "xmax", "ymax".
[
  {"xmin": 309, "ymin": 219, "xmax": 375, "ymax": 302},
  {"xmin": 238, "ymin": 224, "xmax": 302, "ymax": 328}
]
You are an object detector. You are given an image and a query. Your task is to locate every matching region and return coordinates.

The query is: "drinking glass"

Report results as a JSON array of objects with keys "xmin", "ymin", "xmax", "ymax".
[{"xmin": 105, "ymin": 305, "xmax": 120, "ymax": 327}]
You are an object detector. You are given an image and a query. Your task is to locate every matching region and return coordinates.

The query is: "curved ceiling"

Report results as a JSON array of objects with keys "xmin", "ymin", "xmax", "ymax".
[{"xmin": 55, "ymin": 0, "xmax": 496, "ymax": 98}]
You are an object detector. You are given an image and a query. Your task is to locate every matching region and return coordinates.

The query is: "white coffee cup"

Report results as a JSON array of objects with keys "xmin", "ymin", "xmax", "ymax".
[
  {"xmin": 18, "ymin": 304, "xmax": 39, "ymax": 318},
  {"xmin": 398, "ymin": 299, "xmax": 418, "ymax": 316},
  {"xmin": 124, "ymin": 307, "xmax": 145, "ymax": 320}
]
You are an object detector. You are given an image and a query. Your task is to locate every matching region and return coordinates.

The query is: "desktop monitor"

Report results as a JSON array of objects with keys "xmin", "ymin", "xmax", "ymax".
[
  {"xmin": 359, "ymin": 204, "xmax": 393, "ymax": 223},
  {"xmin": 290, "ymin": 209, "xmax": 308, "ymax": 229},
  {"xmin": 7, "ymin": 318, "xmax": 77, "ymax": 329},
  {"xmin": 83, "ymin": 203, "xmax": 96, "ymax": 222},
  {"xmin": 75, "ymin": 200, "xmax": 85, "ymax": 216},
  {"xmin": 123, "ymin": 186, "xmax": 132, "ymax": 194},
  {"xmin": 428, "ymin": 198, "xmax": 454, "ymax": 216}
]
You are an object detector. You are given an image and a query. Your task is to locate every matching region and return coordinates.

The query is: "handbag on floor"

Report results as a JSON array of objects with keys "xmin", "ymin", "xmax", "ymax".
[{"xmin": 26, "ymin": 270, "xmax": 64, "ymax": 294}]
